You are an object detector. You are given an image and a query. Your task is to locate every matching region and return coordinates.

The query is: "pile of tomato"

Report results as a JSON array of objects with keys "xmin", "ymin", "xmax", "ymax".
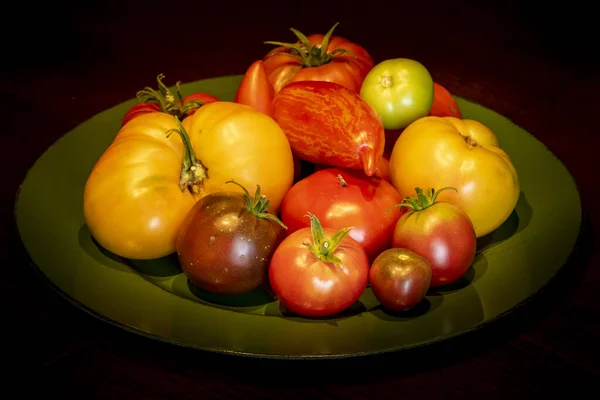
[{"xmin": 83, "ymin": 23, "xmax": 520, "ymax": 318}]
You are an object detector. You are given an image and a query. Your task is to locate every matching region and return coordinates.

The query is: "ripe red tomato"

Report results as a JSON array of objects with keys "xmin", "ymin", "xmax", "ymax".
[
  {"xmin": 429, "ymin": 82, "xmax": 462, "ymax": 118},
  {"xmin": 235, "ymin": 60, "xmax": 274, "ymax": 116},
  {"xmin": 390, "ymin": 187, "xmax": 476, "ymax": 287},
  {"xmin": 268, "ymin": 213, "xmax": 369, "ymax": 317},
  {"xmin": 271, "ymin": 80, "xmax": 385, "ymax": 177},
  {"xmin": 280, "ymin": 167, "xmax": 403, "ymax": 261},
  {"xmin": 262, "ymin": 22, "xmax": 374, "ymax": 94},
  {"xmin": 176, "ymin": 181, "xmax": 287, "ymax": 295},
  {"xmin": 369, "ymin": 248, "xmax": 432, "ymax": 312}
]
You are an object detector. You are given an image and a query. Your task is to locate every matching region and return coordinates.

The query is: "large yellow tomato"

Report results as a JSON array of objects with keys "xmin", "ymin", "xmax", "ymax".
[
  {"xmin": 388, "ymin": 116, "xmax": 519, "ymax": 237},
  {"xmin": 84, "ymin": 102, "xmax": 294, "ymax": 260}
]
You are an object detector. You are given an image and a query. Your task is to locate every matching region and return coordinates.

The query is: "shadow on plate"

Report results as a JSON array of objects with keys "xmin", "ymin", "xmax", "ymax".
[
  {"xmin": 476, "ymin": 190, "xmax": 532, "ymax": 253},
  {"xmin": 186, "ymin": 279, "xmax": 274, "ymax": 308},
  {"xmin": 78, "ymin": 224, "xmax": 130, "ymax": 272}
]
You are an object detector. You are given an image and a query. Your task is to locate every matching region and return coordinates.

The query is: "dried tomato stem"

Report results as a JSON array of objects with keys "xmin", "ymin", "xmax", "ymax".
[{"xmin": 165, "ymin": 117, "xmax": 207, "ymax": 194}]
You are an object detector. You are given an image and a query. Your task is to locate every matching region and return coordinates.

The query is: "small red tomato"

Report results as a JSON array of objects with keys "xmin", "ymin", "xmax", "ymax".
[
  {"xmin": 271, "ymin": 80, "xmax": 385, "ymax": 177},
  {"xmin": 235, "ymin": 60, "xmax": 275, "ymax": 116},
  {"xmin": 390, "ymin": 187, "xmax": 476, "ymax": 287},
  {"xmin": 369, "ymin": 248, "xmax": 432, "ymax": 312},
  {"xmin": 429, "ymin": 82, "xmax": 462, "ymax": 118},
  {"xmin": 269, "ymin": 213, "xmax": 369, "ymax": 317},
  {"xmin": 280, "ymin": 167, "xmax": 403, "ymax": 261}
]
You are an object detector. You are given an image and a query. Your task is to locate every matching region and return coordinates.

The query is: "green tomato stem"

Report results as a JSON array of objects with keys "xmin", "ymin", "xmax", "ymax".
[
  {"xmin": 264, "ymin": 22, "xmax": 356, "ymax": 68},
  {"xmin": 225, "ymin": 180, "xmax": 288, "ymax": 229},
  {"xmin": 303, "ymin": 213, "xmax": 353, "ymax": 265},
  {"xmin": 165, "ymin": 116, "xmax": 207, "ymax": 194},
  {"xmin": 386, "ymin": 186, "xmax": 457, "ymax": 214}
]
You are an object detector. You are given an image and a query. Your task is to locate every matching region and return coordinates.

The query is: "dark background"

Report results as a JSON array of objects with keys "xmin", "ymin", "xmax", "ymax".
[{"xmin": 2, "ymin": 1, "xmax": 598, "ymax": 398}]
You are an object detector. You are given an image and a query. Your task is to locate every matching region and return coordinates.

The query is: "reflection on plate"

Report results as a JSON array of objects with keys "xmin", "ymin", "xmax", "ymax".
[{"xmin": 14, "ymin": 75, "xmax": 582, "ymax": 358}]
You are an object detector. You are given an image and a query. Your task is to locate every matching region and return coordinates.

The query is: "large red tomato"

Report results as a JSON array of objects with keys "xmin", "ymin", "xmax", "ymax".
[
  {"xmin": 262, "ymin": 23, "xmax": 374, "ymax": 94},
  {"xmin": 280, "ymin": 167, "xmax": 403, "ymax": 261},
  {"xmin": 269, "ymin": 213, "xmax": 369, "ymax": 317}
]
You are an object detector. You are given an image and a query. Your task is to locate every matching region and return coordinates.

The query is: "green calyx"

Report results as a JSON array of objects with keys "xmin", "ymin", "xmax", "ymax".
[
  {"xmin": 387, "ymin": 187, "xmax": 457, "ymax": 213},
  {"xmin": 226, "ymin": 180, "xmax": 288, "ymax": 230},
  {"xmin": 264, "ymin": 22, "xmax": 356, "ymax": 68},
  {"xmin": 136, "ymin": 74, "xmax": 204, "ymax": 118},
  {"xmin": 303, "ymin": 212, "xmax": 353, "ymax": 265},
  {"xmin": 165, "ymin": 117, "xmax": 207, "ymax": 194}
]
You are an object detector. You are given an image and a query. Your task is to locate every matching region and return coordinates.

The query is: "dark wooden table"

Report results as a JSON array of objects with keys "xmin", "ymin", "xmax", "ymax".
[{"xmin": 3, "ymin": 1, "xmax": 599, "ymax": 398}]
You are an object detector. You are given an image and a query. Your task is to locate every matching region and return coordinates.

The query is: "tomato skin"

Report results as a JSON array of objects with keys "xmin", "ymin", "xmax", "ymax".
[
  {"xmin": 360, "ymin": 58, "xmax": 434, "ymax": 130},
  {"xmin": 429, "ymin": 82, "xmax": 462, "ymax": 118},
  {"xmin": 84, "ymin": 112, "xmax": 198, "ymax": 260},
  {"xmin": 269, "ymin": 226, "xmax": 369, "ymax": 317},
  {"xmin": 388, "ymin": 116, "xmax": 520, "ymax": 237},
  {"xmin": 272, "ymin": 80, "xmax": 385, "ymax": 177},
  {"xmin": 392, "ymin": 201, "xmax": 476, "ymax": 287},
  {"xmin": 235, "ymin": 60, "xmax": 274, "ymax": 116},
  {"xmin": 84, "ymin": 102, "xmax": 294, "ymax": 260},
  {"xmin": 369, "ymin": 248, "xmax": 432, "ymax": 311},
  {"xmin": 122, "ymin": 102, "xmax": 161, "ymax": 126},
  {"xmin": 176, "ymin": 192, "xmax": 285, "ymax": 295},
  {"xmin": 280, "ymin": 168, "xmax": 403, "ymax": 261},
  {"xmin": 263, "ymin": 29, "xmax": 374, "ymax": 94},
  {"xmin": 186, "ymin": 101, "xmax": 295, "ymax": 214}
]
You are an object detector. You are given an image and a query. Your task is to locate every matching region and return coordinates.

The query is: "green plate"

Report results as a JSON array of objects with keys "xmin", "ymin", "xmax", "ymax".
[{"xmin": 14, "ymin": 75, "xmax": 582, "ymax": 359}]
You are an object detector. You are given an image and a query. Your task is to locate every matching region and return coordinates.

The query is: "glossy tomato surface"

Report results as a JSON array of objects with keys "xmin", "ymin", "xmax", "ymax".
[
  {"xmin": 280, "ymin": 167, "xmax": 403, "ymax": 261},
  {"xmin": 84, "ymin": 102, "xmax": 294, "ymax": 260},
  {"xmin": 369, "ymin": 248, "xmax": 432, "ymax": 311},
  {"xmin": 388, "ymin": 116, "xmax": 520, "ymax": 237},
  {"xmin": 272, "ymin": 80, "xmax": 385, "ymax": 177},
  {"xmin": 263, "ymin": 23, "xmax": 374, "ymax": 94},
  {"xmin": 392, "ymin": 199, "xmax": 476, "ymax": 287},
  {"xmin": 269, "ymin": 222, "xmax": 369, "ymax": 317},
  {"xmin": 360, "ymin": 58, "xmax": 434, "ymax": 130},
  {"xmin": 177, "ymin": 191, "xmax": 286, "ymax": 295}
]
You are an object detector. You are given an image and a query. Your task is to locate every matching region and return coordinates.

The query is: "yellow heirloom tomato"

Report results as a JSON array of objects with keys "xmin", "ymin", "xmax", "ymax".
[
  {"xmin": 388, "ymin": 116, "xmax": 519, "ymax": 238},
  {"xmin": 83, "ymin": 102, "xmax": 295, "ymax": 260}
]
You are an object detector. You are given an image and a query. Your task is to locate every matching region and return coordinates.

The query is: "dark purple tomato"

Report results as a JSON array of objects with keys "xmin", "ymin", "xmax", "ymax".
[
  {"xmin": 369, "ymin": 248, "xmax": 432, "ymax": 312},
  {"xmin": 176, "ymin": 181, "xmax": 286, "ymax": 295}
]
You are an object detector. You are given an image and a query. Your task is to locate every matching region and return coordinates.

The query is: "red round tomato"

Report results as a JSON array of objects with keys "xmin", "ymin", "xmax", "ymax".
[
  {"xmin": 263, "ymin": 23, "xmax": 374, "ymax": 94},
  {"xmin": 280, "ymin": 167, "xmax": 403, "ymax": 261},
  {"xmin": 122, "ymin": 102, "xmax": 161, "ymax": 126},
  {"xmin": 268, "ymin": 213, "xmax": 369, "ymax": 317},
  {"xmin": 391, "ymin": 187, "xmax": 476, "ymax": 287},
  {"xmin": 235, "ymin": 60, "xmax": 274, "ymax": 116},
  {"xmin": 369, "ymin": 248, "xmax": 432, "ymax": 312}
]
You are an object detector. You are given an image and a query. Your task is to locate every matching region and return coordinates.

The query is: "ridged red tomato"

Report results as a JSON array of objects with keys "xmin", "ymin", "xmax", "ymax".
[
  {"xmin": 280, "ymin": 167, "xmax": 403, "ymax": 261},
  {"xmin": 263, "ymin": 23, "xmax": 374, "ymax": 94}
]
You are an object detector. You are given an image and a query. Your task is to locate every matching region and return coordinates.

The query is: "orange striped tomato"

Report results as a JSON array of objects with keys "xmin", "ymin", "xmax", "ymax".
[{"xmin": 271, "ymin": 80, "xmax": 385, "ymax": 177}]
